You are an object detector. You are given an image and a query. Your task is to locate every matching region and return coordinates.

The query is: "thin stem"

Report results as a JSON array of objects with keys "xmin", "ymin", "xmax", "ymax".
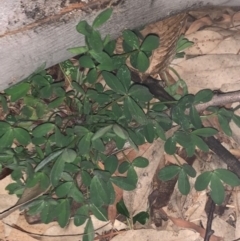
[
  {"xmin": 173, "ymin": 154, "xmax": 182, "ymax": 166},
  {"xmin": 98, "ymin": 95, "xmax": 127, "ymax": 114}
]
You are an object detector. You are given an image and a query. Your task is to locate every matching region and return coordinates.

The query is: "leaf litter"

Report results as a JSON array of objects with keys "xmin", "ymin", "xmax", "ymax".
[{"xmin": 1, "ymin": 6, "xmax": 240, "ymax": 241}]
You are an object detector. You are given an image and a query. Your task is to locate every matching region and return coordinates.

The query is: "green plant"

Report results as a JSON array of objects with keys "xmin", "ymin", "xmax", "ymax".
[{"xmin": 1, "ymin": 7, "xmax": 240, "ymax": 240}]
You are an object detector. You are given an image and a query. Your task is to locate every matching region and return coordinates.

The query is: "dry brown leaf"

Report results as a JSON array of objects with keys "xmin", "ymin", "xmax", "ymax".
[
  {"xmin": 185, "ymin": 28, "xmax": 240, "ymax": 55},
  {"xmin": 171, "ymin": 54, "xmax": 240, "ymax": 94},
  {"xmin": 111, "ymin": 229, "xmax": 201, "ymax": 241},
  {"xmin": 233, "ymin": 12, "xmax": 240, "ymax": 29},
  {"xmin": 165, "ymin": 153, "xmax": 187, "ymax": 165},
  {"xmin": 107, "ymin": 184, "xmax": 123, "ymax": 224},
  {"xmin": 186, "ymin": 16, "xmax": 213, "ymax": 35},
  {"xmin": 42, "ymin": 216, "xmax": 126, "ymax": 241},
  {"xmin": 229, "ymin": 148, "xmax": 240, "ymax": 157},
  {"xmin": 168, "ymin": 216, "xmax": 223, "ymax": 241},
  {"xmin": 0, "ymin": 182, "xmax": 50, "ymax": 220},
  {"xmin": 115, "ymin": 14, "xmax": 187, "ymax": 76},
  {"xmin": 123, "ymin": 127, "xmax": 178, "ymax": 217}
]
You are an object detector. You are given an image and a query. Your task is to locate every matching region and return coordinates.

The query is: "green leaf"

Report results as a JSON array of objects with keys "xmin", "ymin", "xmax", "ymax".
[
  {"xmin": 122, "ymin": 30, "xmax": 140, "ymax": 49},
  {"xmin": 118, "ymin": 161, "xmax": 130, "ymax": 174},
  {"xmin": 0, "ymin": 129, "xmax": 14, "ymax": 148},
  {"xmin": 171, "ymin": 105, "xmax": 190, "ymax": 130},
  {"xmin": 182, "ymin": 164, "xmax": 196, "ymax": 177},
  {"xmin": 191, "ymin": 134, "xmax": 209, "ymax": 152},
  {"xmin": 72, "ymin": 82, "xmax": 85, "ymax": 94},
  {"xmin": 40, "ymin": 201, "xmax": 55, "ymax": 224},
  {"xmin": 140, "ymin": 35, "xmax": 159, "ymax": 51},
  {"xmin": 89, "ymin": 51, "xmax": 114, "ymax": 70},
  {"xmin": 210, "ymin": 174, "xmax": 225, "ymax": 205},
  {"xmin": 153, "ymin": 122, "xmax": 166, "ymax": 141},
  {"xmin": 151, "ymin": 102, "xmax": 168, "ymax": 112},
  {"xmin": 6, "ymin": 182, "xmax": 24, "ymax": 196},
  {"xmin": 68, "ymin": 46, "xmax": 88, "ymax": 55},
  {"xmin": 218, "ymin": 115, "xmax": 232, "ymax": 136},
  {"xmin": 69, "ymin": 184, "xmax": 84, "ymax": 202},
  {"xmin": 76, "ymin": 20, "xmax": 93, "ymax": 35},
  {"xmin": 21, "ymin": 106, "xmax": 33, "ymax": 118},
  {"xmin": 132, "ymin": 157, "xmax": 149, "ymax": 168},
  {"xmin": 87, "ymin": 89, "xmax": 110, "ymax": 104},
  {"xmin": 27, "ymin": 200, "xmax": 45, "ymax": 215},
  {"xmin": 127, "ymin": 166, "xmax": 138, "ymax": 186},
  {"xmin": 39, "ymin": 173, "xmax": 50, "ymax": 190},
  {"xmin": 125, "ymin": 97, "xmax": 147, "ymax": 125},
  {"xmin": 83, "ymin": 98, "xmax": 91, "ymax": 115},
  {"xmin": 90, "ymin": 176, "xmax": 109, "ymax": 206},
  {"xmin": 104, "ymin": 155, "xmax": 118, "ymax": 174},
  {"xmin": 219, "ymin": 108, "xmax": 233, "ymax": 118},
  {"xmin": 13, "ymin": 127, "xmax": 31, "ymax": 145},
  {"xmin": 92, "ymin": 8, "xmax": 113, "ymax": 28},
  {"xmin": 116, "ymin": 199, "xmax": 130, "ymax": 218},
  {"xmin": 128, "ymin": 84, "xmax": 153, "ymax": 102},
  {"xmin": 110, "ymin": 175, "xmax": 136, "ymax": 191},
  {"xmin": 189, "ymin": 105, "xmax": 202, "ymax": 129},
  {"xmin": 143, "ymin": 123, "xmax": 155, "ymax": 143},
  {"xmin": 214, "ymin": 169, "xmax": 240, "ymax": 186},
  {"xmin": 191, "ymin": 128, "xmax": 218, "ymax": 137},
  {"xmin": 127, "ymin": 129, "xmax": 144, "ymax": 147},
  {"xmin": 32, "ymin": 123, "xmax": 55, "ymax": 137},
  {"xmin": 195, "ymin": 171, "xmax": 212, "ymax": 191},
  {"xmin": 104, "ymin": 39, "xmax": 116, "ymax": 55},
  {"xmin": 185, "ymin": 143, "xmax": 196, "ymax": 157},
  {"xmin": 0, "ymin": 121, "xmax": 11, "ymax": 135},
  {"xmin": 5, "ymin": 82, "xmax": 30, "ymax": 102},
  {"xmin": 102, "ymin": 71, "xmax": 126, "ymax": 94},
  {"xmin": 174, "ymin": 131, "xmax": 192, "ymax": 149},
  {"xmin": 74, "ymin": 205, "xmax": 89, "ymax": 226},
  {"xmin": 113, "ymin": 124, "xmax": 128, "ymax": 140},
  {"xmin": 158, "ymin": 165, "xmax": 180, "ymax": 181},
  {"xmin": 55, "ymin": 182, "xmax": 73, "ymax": 198},
  {"xmin": 112, "ymin": 55, "xmax": 127, "ymax": 69},
  {"xmin": 91, "ymin": 138, "xmax": 105, "ymax": 152},
  {"xmin": 61, "ymin": 149, "xmax": 77, "ymax": 163},
  {"xmin": 116, "ymin": 65, "xmax": 131, "ymax": 91},
  {"xmin": 74, "ymin": 126, "xmax": 90, "ymax": 136},
  {"xmin": 61, "ymin": 172, "xmax": 73, "ymax": 182},
  {"xmin": 11, "ymin": 169, "xmax": 22, "ymax": 181},
  {"xmin": 39, "ymin": 85, "xmax": 52, "ymax": 98},
  {"xmin": 86, "ymin": 68, "xmax": 98, "ymax": 84},
  {"xmin": 164, "ymin": 137, "xmax": 177, "ymax": 155},
  {"xmin": 131, "ymin": 51, "xmax": 149, "ymax": 72},
  {"xmin": 81, "ymin": 170, "xmax": 92, "ymax": 186},
  {"xmin": 178, "ymin": 170, "xmax": 190, "ymax": 195},
  {"xmin": 0, "ymin": 150, "xmax": 14, "ymax": 162},
  {"xmin": 36, "ymin": 102, "xmax": 47, "ymax": 117},
  {"xmin": 233, "ymin": 114, "xmax": 240, "ymax": 128},
  {"xmin": 55, "ymin": 199, "xmax": 71, "ymax": 228},
  {"xmin": 92, "ymin": 125, "xmax": 112, "ymax": 141},
  {"xmin": 0, "ymin": 95, "xmax": 8, "ymax": 113},
  {"xmin": 90, "ymin": 204, "xmax": 108, "ymax": 221},
  {"xmin": 87, "ymin": 30, "xmax": 103, "ymax": 52},
  {"xmin": 93, "ymin": 170, "xmax": 111, "ymax": 182},
  {"xmin": 78, "ymin": 133, "xmax": 93, "ymax": 155},
  {"xmin": 35, "ymin": 150, "xmax": 64, "ymax": 172},
  {"xmin": 133, "ymin": 211, "xmax": 149, "ymax": 225},
  {"xmin": 194, "ymin": 89, "xmax": 213, "ymax": 104},
  {"xmin": 50, "ymin": 155, "xmax": 65, "ymax": 187},
  {"xmin": 176, "ymin": 36, "xmax": 194, "ymax": 53},
  {"xmin": 79, "ymin": 56, "xmax": 95, "ymax": 68},
  {"xmin": 83, "ymin": 218, "xmax": 94, "ymax": 241}
]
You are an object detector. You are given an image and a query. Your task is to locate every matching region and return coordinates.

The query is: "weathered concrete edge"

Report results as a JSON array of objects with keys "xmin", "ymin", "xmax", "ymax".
[{"xmin": 0, "ymin": 0, "xmax": 239, "ymax": 91}]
